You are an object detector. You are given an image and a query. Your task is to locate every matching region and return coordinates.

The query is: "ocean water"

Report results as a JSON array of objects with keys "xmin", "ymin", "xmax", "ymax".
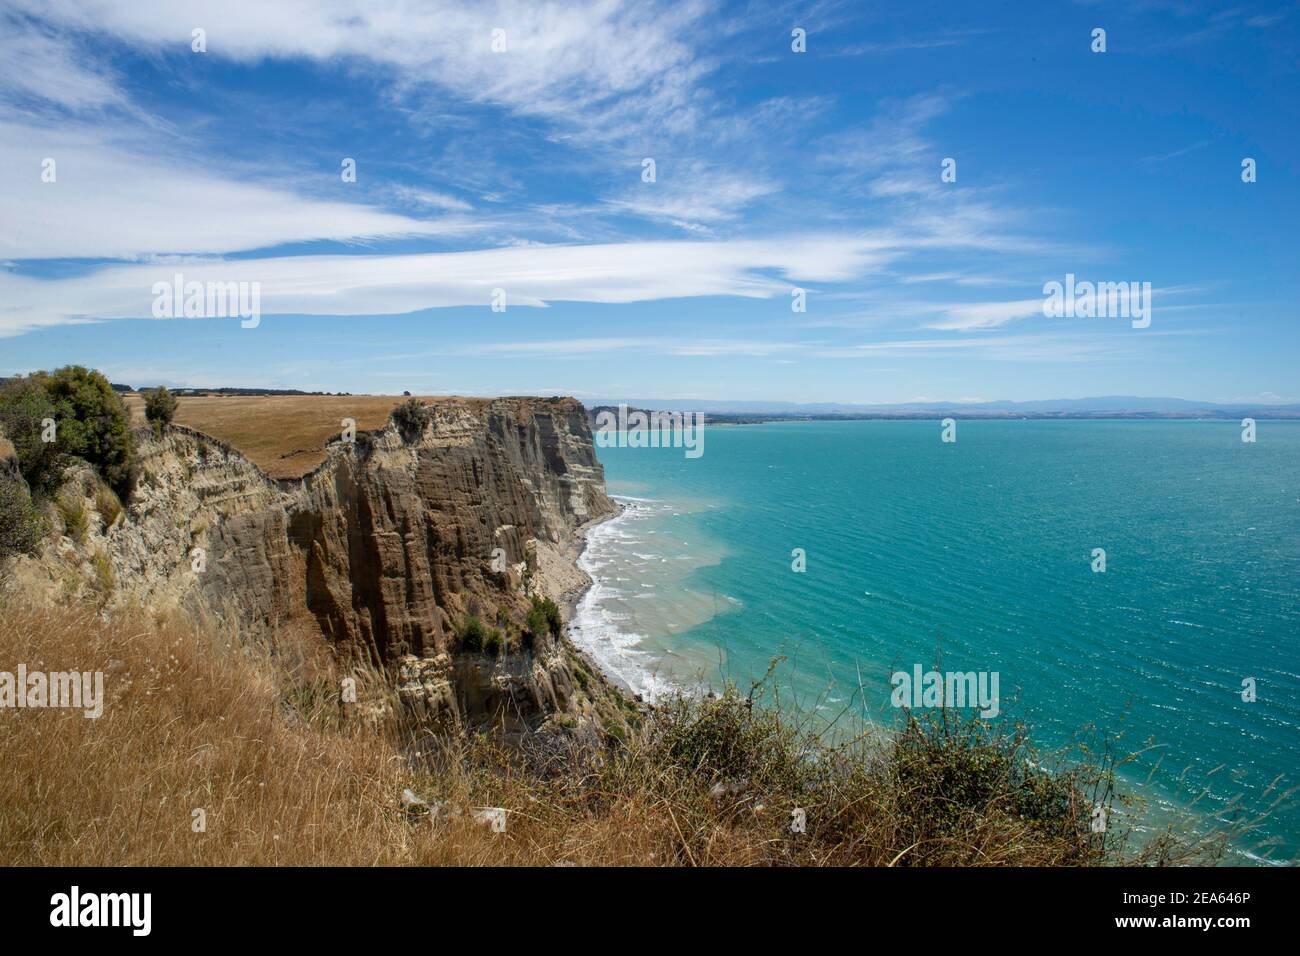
[{"xmin": 569, "ymin": 420, "xmax": 1300, "ymax": 862}]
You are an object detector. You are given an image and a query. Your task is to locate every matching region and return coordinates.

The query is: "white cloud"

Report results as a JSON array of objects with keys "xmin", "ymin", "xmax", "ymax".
[
  {"xmin": 0, "ymin": 235, "xmax": 891, "ymax": 336},
  {"xmin": 454, "ymin": 337, "xmax": 802, "ymax": 358},
  {"xmin": 603, "ymin": 163, "xmax": 780, "ymax": 233},
  {"xmin": 0, "ymin": 16, "xmax": 122, "ymax": 111},
  {"xmin": 0, "ymin": 120, "xmax": 475, "ymax": 259},
  {"xmin": 815, "ymin": 333, "xmax": 1131, "ymax": 363},
  {"xmin": 0, "ymin": 2, "xmax": 792, "ymax": 255},
  {"xmin": 815, "ymin": 93, "xmax": 950, "ymax": 197},
  {"xmin": 389, "ymin": 185, "xmax": 474, "ymax": 212},
  {"xmin": 11, "ymin": 0, "xmax": 715, "ymax": 143},
  {"xmin": 926, "ymin": 297, "xmax": 1046, "ymax": 331}
]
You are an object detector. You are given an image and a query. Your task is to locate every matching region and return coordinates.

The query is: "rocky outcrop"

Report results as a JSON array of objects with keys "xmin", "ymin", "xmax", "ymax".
[
  {"xmin": 6, "ymin": 397, "xmax": 625, "ymax": 733},
  {"xmin": 279, "ymin": 397, "xmax": 614, "ymax": 667}
]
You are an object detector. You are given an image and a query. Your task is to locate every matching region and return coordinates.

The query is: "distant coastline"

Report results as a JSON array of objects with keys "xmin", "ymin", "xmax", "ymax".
[{"xmin": 587, "ymin": 397, "xmax": 1300, "ymax": 425}]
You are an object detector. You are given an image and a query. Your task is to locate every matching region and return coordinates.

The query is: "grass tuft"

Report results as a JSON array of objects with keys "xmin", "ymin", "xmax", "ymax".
[{"xmin": 55, "ymin": 491, "xmax": 88, "ymax": 544}]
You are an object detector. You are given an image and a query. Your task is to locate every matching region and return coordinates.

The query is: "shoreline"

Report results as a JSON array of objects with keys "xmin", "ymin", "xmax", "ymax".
[{"xmin": 554, "ymin": 498, "xmax": 638, "ymax": 698}]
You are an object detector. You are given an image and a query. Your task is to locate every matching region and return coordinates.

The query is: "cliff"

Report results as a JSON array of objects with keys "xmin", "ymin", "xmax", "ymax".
[
  {"xmin": 5, "ymin": 397, "xmax": 626, "ymax": 735},
  {"xmin": 0, "ymin": 398, "xmax": 1148, "ymax": 869}
]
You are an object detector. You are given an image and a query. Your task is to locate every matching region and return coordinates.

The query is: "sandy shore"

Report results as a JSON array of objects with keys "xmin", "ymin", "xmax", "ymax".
[{"xmin": 551, "ymin": 500, "xmax": 634, "ymax": 696}]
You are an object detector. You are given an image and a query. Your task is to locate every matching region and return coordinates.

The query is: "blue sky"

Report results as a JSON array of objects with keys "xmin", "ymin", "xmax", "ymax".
[{"xmin": 1, "ymin": 0, "xmax": 1297, "ymax": 403}]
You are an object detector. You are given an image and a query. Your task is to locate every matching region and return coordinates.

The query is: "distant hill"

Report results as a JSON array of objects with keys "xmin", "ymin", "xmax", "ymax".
[{"xmin": 590, "ymin": 396, "xmax": 1300, "ymax": 421}]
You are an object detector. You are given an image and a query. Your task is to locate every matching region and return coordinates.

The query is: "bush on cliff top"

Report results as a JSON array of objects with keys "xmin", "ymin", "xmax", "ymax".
[
  {"xmin": 0, "ymin": 367, "xmax": 137, "ymax": 500},
  {"xmin": 391, "ymin": 397, "xmax": 428, "ymax": 442},
  {"xmin": 143, "ymin": 386, "xmax": 178, "ymax": 436},
  {"xmin": 0, "ymin": 376, "xmax": 69, "ymax": 497},
  {"xmin": 890, "ymin": 710, "xmax": 1102, "ymax": 865}
]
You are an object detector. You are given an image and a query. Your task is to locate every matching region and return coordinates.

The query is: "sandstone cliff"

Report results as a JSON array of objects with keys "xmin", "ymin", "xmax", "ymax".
[{"xmin": 4, "ymin": 397, "xmax": 627, "ymax": 735}]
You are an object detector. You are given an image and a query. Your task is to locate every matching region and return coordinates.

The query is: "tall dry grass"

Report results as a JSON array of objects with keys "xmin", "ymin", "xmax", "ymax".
[
  {"xmin": 0, "ymin": 597, "xmax": 1227, "ymax": 866},
  {"xmin": 0, "ymin": 601, "xmax": 413, "ymax": 865}
]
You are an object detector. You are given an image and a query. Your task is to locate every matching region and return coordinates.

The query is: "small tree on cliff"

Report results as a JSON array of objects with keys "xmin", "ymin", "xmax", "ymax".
[
  {"xmin": 524, "ymin": 595, "xmax": 562, "ymax": 649},
  {"xmin": 0, "ymin": 376, "xmax": 69, "ymax": 497},
  {"xmin": 524, "ymin": 604, "xmax": 545, "ymax": 650},
  {"xmin": 391, "ymin": 397, "xmax": 428, "ymax": 443},
  {"xmin": 540, "ymin": 596, "xmax": 562, "ymax": 636},
  {"xmin": 457, "ymin": 614, "xmax": 503, "ymax": 655},
  {"xmin": 143, "ymin": 387, "xmax": 178, "ymax": 437},
  {"xmin": 32, "ymin": 366, "xmax": 137, "ymax": 499}
]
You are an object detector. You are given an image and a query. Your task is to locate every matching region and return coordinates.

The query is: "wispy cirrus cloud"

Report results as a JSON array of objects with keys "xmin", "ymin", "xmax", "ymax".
[
  {"xmin": 0, "ymin": 16, "xmax": 122, "ymax": 112},
  {"xmin": 1138, "ymin": 140, "xmax": 1212, "ymax": 165},
  {"xmin": 0, "ymin": 1, "xmax": 820, "ymax": 258},
  {"xmin": 455, "ymin": 337, "xmax": 804, "ymax": 358},
  {"xmin": 813, "ymin": 333, "xmax": 1136, "ymax": 362},
  {"xmin": 0, "ymin": 236, "xmax": 893, "ymax": 336},
  {"xmin": 7, "ymin": 0, "xmax": 718, "ymax": 144},
  {"xmin": 602, "ymin": 162, "xmax": 781, "ymax": 234},
  {"xmin": 438, "ymin": 329, "xmax": 1191, "ymax": 364},
  {"xmin": 925, "ymin": 298, "xmax": 1047, "ymax": 331},
  {"xmin": 0, "ymin": 119, "xmax": 481, "ymax": 260},
  {"xmin": 823, "ymin": 28, "xmax": 992, "ymax": 57},
  {"xmin": 0, "ymin": 0, "xmax": 1195, "ymax": 379}
]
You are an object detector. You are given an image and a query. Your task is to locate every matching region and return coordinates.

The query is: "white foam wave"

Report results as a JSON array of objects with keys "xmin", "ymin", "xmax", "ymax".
[{"xmin": 569, "ymin": 499, "xmax": 675, "ymax": 701}]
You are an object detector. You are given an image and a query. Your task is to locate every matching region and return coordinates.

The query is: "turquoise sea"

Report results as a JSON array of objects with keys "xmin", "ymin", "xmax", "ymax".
[{"xmin": 570, "ymin": 420, "xmax": 1300, "ymax": 862}]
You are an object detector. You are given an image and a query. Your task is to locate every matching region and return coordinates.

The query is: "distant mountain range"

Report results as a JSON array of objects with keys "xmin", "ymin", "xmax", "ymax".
[{"xmin": 589, "ymin": 396, "xmax": 1300, "ymax": 420}]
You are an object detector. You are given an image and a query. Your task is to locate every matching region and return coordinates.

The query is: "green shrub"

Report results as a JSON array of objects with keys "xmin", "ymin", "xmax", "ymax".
[
  {"xmin": 524, "ymin": 595, "xmax": 562, "ymax": 649},
  {"xmin": 890, "ymin": 710, "xmax": 1104, "ymax": 865},
  {"xmin": 524, "ymin": 604, "xmax": 547, "ymax": 649},
  {"xmin": 455, "ymin": 613, "xmax": 506, "ymax": 656},
  {"xmin": 648, "ymin": 685, "xmax": 815, "ymax": 795},
  {"xmin": 0, "ymin": 473, "xmax": 43, "ymax": 559},
  {"xmin": 0, "ymin": 377, "xmax": 69, "ymax": 497},
  {"xmin": 456, "ymin": 614, "xmax": 488, "ymax": 652},
  {"xmin": 540, "ymin": 596, "xmax": 562, "ymax": 635},
  {"xmin": 143, "ymin": 387, "xmax": 178, "ymax": 436},
  {"xmin": 30, "ymin": 367, "xmax": 137, "ymax": 499},
  {"xmin": 391, "ymin": 398, "xmax": 427, "ymax": 442}
]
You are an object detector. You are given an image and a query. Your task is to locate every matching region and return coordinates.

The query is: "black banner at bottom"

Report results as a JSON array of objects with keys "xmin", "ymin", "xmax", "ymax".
[{"xmin": 0, "ymin": 865, "xmax": 1290, "ymax": 941}]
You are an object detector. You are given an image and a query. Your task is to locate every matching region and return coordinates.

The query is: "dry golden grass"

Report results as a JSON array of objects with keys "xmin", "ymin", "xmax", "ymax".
[
  {"xmin": 0, "ymin": 598, "xmax": 764, "ymax": 866},
  {"xmin": 122, "ymin": 394, "xmax": 490, "ymax": 478},
  {"xmin": 0, "ymin": 597, "xmax": 1224, "ymax": 867},
  {"xmin": 0, "ymin": 601, "xmax": 413, "ymax": 865}
]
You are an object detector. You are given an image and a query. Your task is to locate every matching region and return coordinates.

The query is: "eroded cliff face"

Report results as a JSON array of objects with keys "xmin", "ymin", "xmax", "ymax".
[
  {"xmin": 7, "ymin": 398, "xmax": 624, "ymax": 734},
  {"xmin": 283, "ymin": 398, "xmax": 613, "ymax": 667}
]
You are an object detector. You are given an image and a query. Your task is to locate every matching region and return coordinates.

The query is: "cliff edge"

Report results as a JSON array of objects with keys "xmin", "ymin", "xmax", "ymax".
[{"xmin": 4, "ymin": 396, "xmax": 628, "ymax": 736}]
